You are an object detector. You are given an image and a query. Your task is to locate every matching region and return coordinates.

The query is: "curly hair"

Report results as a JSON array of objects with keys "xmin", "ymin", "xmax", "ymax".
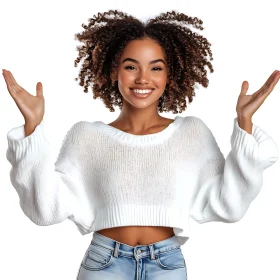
[{"xmin": 74, "ymin": 9, "xmax": 213, "ymax": 113}]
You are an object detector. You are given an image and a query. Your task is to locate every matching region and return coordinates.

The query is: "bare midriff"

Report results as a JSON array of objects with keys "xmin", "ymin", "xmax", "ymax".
[{"xmin": 96, "ymin": 226, "xmax": 175, "ymax": 246}]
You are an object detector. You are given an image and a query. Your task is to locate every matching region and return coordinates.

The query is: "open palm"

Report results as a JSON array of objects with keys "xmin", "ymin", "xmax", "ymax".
[
  {"xmin": 236, "ymin": 70, "xmax": 280, "ymax": 119},
  {"xmin": 2, "ymin": 69, "xmax": 44, "ymax": 124}
]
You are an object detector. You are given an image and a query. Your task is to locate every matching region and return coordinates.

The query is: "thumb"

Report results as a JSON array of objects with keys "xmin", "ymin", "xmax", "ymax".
[
  {"xmin": 36, "ymin": 82, "xmax": 43, "ymax": 97},
  {"xmin": 240, "ymin": 80, "xmax": 249, "ymax": 97}
]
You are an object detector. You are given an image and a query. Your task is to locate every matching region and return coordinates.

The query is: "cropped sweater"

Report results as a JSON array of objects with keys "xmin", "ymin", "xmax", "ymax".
[{"xmin": 6, "ymin": 115, "xmax": 279, "ymax": 245}]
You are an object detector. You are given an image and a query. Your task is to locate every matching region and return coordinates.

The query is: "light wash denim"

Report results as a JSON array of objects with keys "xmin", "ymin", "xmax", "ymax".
[{"xmin": 77, "ymin": 232, "xmax": 187, "ymax": 280}]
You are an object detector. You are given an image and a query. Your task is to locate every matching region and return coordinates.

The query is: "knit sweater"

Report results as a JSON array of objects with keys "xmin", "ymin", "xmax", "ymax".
[{"xmin": 6, "ymin": 115, "xmax": 279, "ymax": 245}]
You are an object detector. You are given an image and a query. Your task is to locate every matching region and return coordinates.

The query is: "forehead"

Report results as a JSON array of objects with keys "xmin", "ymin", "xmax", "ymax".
[{"xmin": 121, "ymin": 38, "xmax": 166, "ymax": 60}]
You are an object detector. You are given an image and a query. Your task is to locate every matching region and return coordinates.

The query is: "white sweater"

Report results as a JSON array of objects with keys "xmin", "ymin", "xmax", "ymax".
[{"xmin": 6, "ymin": 115, "xmax": 279, "ymax": 245}]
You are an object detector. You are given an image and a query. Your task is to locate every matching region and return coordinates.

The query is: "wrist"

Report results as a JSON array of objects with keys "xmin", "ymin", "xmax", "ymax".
[
  {"xmin": 24, "ymin": 123, "xmax": 38, "ymax": 137},
  {"xmin": 237, "ymin": 116, "xmax": 252, "ymax": 134}
]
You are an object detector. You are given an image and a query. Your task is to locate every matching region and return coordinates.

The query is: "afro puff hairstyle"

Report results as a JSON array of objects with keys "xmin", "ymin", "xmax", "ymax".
[{"xmin": 74, "ymin": 9, "xmax": 213, "ymax": 113}]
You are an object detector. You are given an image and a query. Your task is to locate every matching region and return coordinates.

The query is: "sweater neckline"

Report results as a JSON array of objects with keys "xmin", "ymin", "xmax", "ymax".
[{"xmin": 95, "ymin": 115, "xmax": 184, "ymax": 144}]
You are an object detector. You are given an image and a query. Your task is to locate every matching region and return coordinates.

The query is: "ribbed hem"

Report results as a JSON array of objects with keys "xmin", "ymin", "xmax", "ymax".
[
  {"xmin": 94, "ymin": 204, "xmax": 181, "ymax": 227},
  {"xmin": 92, "ymin": 204, "xmax": 190, "ymax": 245}
]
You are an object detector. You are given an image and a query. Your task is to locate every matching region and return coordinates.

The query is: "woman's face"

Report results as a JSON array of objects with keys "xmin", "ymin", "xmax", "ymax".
[{"xmin": 117, "ymin": 38, "xmax": 169, "ymax": 110}]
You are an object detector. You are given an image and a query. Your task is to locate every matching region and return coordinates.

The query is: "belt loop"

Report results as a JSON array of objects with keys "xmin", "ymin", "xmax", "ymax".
[
  {"xmin": 113, "ymin": 241, "xmax": 120, "ymax": 258},
  {"xmin": 148, "ymin": 244, "xmax": 155, "ymax": 260}
]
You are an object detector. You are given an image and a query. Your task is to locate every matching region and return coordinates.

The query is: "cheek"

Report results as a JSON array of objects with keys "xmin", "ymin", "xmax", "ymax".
[
  {"xmin": 155, "ymin": 74, "xmax": 167, "ymax": 85},
  {"xmin": 118, "ymin": 74, "xmax": 137, "ymax": 92},
  {"xmin": 118, "ymin": 71, "xmax": 131, "ymax": 86},
  {"xmin": 117, "ymin": 73, "xmax": 130, "ymax": 94}
]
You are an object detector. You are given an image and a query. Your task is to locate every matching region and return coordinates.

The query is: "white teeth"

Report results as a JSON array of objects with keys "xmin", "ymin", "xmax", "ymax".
[{"xmin": 132, "ymin": 89, "xmax": 153, "ymax": 94}]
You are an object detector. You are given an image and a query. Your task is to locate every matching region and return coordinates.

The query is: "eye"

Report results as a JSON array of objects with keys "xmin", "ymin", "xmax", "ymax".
[
  {"xmin": 124, "ymin": 65, "xmax": 136, "ymax": 70},
  {"xmin": 124, "ymin": 66, "xmax": 163, "ymax": 71}
]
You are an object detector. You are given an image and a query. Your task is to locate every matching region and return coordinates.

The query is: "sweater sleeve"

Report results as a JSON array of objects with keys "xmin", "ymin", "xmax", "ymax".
[
  {"xmin": 189, "ymin": 117, "xmax": 279, "ymax": 223},
  {"xmin": 6, "ymin": 119, "xmax": 82, "ymax": 226}
]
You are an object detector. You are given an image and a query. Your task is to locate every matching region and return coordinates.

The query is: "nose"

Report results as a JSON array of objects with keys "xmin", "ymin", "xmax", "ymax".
[{"xmin": 135, "ymin": 70, "xmax": 150, "ymax": 84}]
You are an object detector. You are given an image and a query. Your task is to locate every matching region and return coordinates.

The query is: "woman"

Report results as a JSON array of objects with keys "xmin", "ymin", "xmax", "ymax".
[{"xmin": 3, "ymin": 9, "xmax": 280, "ymax": 280}]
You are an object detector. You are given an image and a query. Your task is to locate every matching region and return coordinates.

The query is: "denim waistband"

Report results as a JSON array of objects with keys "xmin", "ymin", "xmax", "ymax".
[{"xmin": 91, "ymin": 232, "xmax": 182, "ymax": 260}]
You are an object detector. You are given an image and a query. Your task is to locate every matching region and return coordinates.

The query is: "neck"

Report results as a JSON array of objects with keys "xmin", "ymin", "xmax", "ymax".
[{"xmin": 114, "ymin": 104, "xmax": 164, "ymax": 132}]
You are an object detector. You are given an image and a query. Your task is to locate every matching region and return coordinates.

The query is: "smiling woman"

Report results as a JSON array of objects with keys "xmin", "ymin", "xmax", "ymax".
[{"xmin": 4, "ymin": 7, "xmax": 279, "ymax": 280}]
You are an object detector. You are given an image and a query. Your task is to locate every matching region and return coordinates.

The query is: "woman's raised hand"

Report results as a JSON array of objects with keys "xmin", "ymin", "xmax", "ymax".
[
  {"xmin": 236, "ymin": 70, "xmax": 280, "ymax": 119},
  {"xmin": 2, "ymin": 69, "xmax": 45, "ymax": 125}
]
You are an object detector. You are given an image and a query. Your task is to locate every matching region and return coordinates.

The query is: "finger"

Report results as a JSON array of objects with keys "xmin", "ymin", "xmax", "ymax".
[
  {"xmin": 3, "ymin": 70, "xmax": 20, "ymax": 96},
  {"xmin": 36, "ymin": 82, "xmax": 43, "ymax": 97},
  {"xmin": 240, "ymin": 81, "xmax": 249, "ymax": 96},
  {"xmin": 270, "ymin": 70, "xmax": 280, "ymax": 87},
  {"xmin": 2, "ymin": 70, "xmax": 13, "ymax": 86},
  {"xmin": 262, "ymin": 71, "xmax": 280, "ymax": 98},
  {"xmin": 258, "ymin": 70, "xmax": 280, "ymax": 95},
  {"xmin": 7, "ymin": 70, "xmax": 18, "ymax": 85},
  {"xmin": 3, "ymin": 70, "xmax": 18, "ymax": 88},
  {"xmin": 3, "ymin": 71, "xmax": 31, "ymax": 105},
  {"xmin": 2, "ymin": 70, "xmax": 22, "ymax": 98}
]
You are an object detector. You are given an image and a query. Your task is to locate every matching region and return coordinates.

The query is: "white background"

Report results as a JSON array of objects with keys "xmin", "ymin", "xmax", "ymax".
[{"xmin": 0, "ymin": 0, "xmax": 280, "ymax": 279}]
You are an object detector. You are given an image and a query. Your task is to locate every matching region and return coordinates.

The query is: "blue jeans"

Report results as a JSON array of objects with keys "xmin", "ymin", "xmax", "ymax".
[{"xmin": 77, "ymin": 232, "xmax": 188, "ymax": 280}]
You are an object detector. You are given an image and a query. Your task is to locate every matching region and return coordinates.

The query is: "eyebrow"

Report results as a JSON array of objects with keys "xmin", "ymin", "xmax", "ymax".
[{"xmin": 122, "ymin": 58, "xmax": 166, "ymax": 65}]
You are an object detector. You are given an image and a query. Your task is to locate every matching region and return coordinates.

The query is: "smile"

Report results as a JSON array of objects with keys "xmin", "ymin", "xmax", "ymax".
[
  {"xmin": 130, "ymin": 88, "xmax": 154, "ymax": 98},
  {"xmin": 132, "ymin": 89, "xmax": 153, "ymax": 94}
]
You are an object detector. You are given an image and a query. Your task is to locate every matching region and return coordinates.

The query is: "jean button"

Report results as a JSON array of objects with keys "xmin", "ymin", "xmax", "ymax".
[{"xmin": 137, "ymin": 249, "xmax": 141, "ymax": 255}]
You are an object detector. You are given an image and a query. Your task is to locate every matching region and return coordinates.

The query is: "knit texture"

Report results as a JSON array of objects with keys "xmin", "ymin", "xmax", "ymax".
[{"xmin": 6, "ymin": 115, "xmax": 279, "ymax": 245}]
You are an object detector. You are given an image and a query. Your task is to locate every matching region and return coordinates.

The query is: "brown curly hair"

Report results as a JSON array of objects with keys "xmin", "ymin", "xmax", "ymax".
[{"xmin": 74, "ymin": 9, "xmax": 213, "ymax": 113}]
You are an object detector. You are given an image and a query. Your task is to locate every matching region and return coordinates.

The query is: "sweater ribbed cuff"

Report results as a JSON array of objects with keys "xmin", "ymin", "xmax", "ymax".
[
  {"xmin": 6, "ymin": 119, "xmax": 47, "ymax": 162},
  {"xmin": 230, "ymin": 117, "xmax": 279, "ymax": 169},
  {"xmin": 230, "ymin": 117, "xmax": 261, "ymax": 164}
]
